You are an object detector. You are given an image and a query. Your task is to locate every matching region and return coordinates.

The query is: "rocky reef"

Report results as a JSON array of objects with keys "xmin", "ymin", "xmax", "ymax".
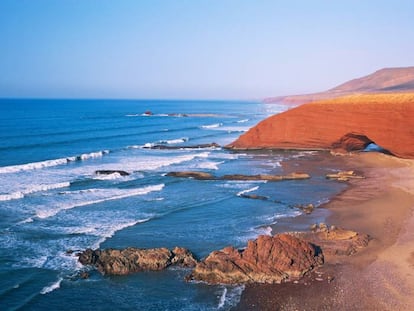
[
  {"xmin": 78, "ymin": 246, "xmax": 197, "ymax": 275},
  {"xmin": 227, "ymin": 93, "xmax": 414, "ymax": 159},
  {"xmin": 166, "ymin": 171, "xmax": 310, "ymax": 181}
]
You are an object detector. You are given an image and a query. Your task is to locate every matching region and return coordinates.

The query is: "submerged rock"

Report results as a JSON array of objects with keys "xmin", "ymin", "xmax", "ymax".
[
  {"xmin": 239, "ymin": 193, "xmax": 269, "ymax": 201},
  {"xmin": 166, "ymin": 171, "xmax": 215, "ymax": 180},
  {"xmin": 78, "ymin": 247, "xmax": 197, "ymax": 275},
  {"xmin": 187, "ymin": 234, "xmax": 323, "ymax": 285}
]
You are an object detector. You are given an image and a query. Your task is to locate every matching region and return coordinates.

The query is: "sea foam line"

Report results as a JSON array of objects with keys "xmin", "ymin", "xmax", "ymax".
[
  {"xmin": 0, "ymin": 182, "xmax": 70, "ymax": 202},
  {"xmin": 0, "ymin": 150, "xmax": 110, "ymax": 174},
  {"xmin": 40, "ymin": 278, "xmax": 63, "ymax": 295},
  {"xmin": 36, "ymin": 184, "xmax": 165, "ymax": 219},
  {"xmin": 237, "ymin": 186, "xmax": 259, "ymax": 197},
  {"xmin": 200, "ymin": 123, "xmax": 222, "ymax": 129}
]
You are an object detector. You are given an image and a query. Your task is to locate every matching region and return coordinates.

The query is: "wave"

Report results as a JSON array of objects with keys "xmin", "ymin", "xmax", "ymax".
[
  {"xmin": 158, "ymin": 137, "xmax": 189, "ymax": 144},
  {"xmin": 0, "ymin": 182, "xmax": 70, "ymax": 202},
  {"xmin": 200, "ymin": 123, "xmax": 222, "ymax": 129},
  {"xmin": 0, "ymin": 150, "xmax": 110, "ymax": 174},
  {"xmin": 193, "ymin": 161, "xmax": 224, "ymax": 170},
  {"xmin": 237, "ymin": 186, "xmax": 259, "ymax": 197},
  {"xmin": 236, "ymin": 119, "xmax": 249, "ymax": 123},
  {"xmin": 217, "ymin": 285, "xmax": 245, "ymax": 309},
  {"xmin": 36, "ymin": 184, "xmax": 165, "ymax": 219},
  {"xmin": 40, "ymin": 278, "xmax": 63, "ymax": 295}
]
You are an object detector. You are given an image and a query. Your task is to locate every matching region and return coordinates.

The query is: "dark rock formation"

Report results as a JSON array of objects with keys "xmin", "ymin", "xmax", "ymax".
[
  {"xmin": 166, "ymin": 171, "xmax": 215, "ymax": 180},
  {"xmin": 227, "ymin": 93, "xmax": 414, "ymax": 159},
  {"xmin": 239, "ymin": 194, "xmax": 269, "ymax": 201},
  {"xmin": 166, "ymin": 171, "xmax": 310, "ymax": 181},
  {"xmin": 187, "ymin": 234, "xmax": 323, "ymax": 285},
  {"xmin": 296, "ymin": 203, "xmax": 315, "ymax": 214},
  {"xmin": 95, "ymin": 170, "xmax": 130, "ymax": 176},
  {"xmin": 78, "ymin": 247, "xmax": 197, "ymax": 275}
]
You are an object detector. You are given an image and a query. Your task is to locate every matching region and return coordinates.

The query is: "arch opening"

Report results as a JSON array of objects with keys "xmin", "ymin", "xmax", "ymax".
[{"xmin": 332, "ymin": 133, "xmax": 393, "ymax": 155}]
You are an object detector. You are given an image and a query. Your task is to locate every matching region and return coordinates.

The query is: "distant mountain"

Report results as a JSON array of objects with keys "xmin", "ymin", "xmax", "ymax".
[{"xmin": 265, "ymin": 66, "xmax": 414, "ymax": 104}]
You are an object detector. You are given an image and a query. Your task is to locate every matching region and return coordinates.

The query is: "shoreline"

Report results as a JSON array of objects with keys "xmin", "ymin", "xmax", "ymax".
[{"xmin": 235, "ymin": 152, "xmax": 414, "ymax": 310}]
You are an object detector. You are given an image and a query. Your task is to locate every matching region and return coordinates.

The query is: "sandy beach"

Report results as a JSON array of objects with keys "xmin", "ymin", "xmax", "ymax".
[{"xmin": 235, "ymin": 152, "xmax": 414, "ymax": 310}]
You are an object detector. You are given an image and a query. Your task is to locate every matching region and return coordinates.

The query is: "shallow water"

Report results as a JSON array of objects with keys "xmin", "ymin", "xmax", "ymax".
[{"xmin": 0, "ymin": 99, "xmax": 346, "ymax": 310}]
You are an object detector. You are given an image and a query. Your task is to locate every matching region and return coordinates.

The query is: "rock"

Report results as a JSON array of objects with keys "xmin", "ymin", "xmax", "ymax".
[
  {"xmin": 331, "ymin": 133, "xmax": 374, "ymax": 154},
  {"xmin": 95, "ymin": 170, "xmax": 130, "ymax": 176},
  {"xmin": 187, "ymin": 234, "xmax": 323, "ymax": 285},
  {"xmin": 78, "ymin": 247, "xmax": 197, "ymax": 275},
  {"xmin": 144, "ymin": 110, "xmax": 153, "ymax": 116},
  {"xmin": 219, "ymin": 172, "xmax": 310, "ymax": 181},
  {"xmin": 166, "ymin": 171, "xmax": 215, "ymax": 180},
  {"xmin": 79, "ymin": 271, "xmax": 90, "ymax": 279},
  {"xmin": 226, "ymin": 93, "xmax": 414, "ymax": 159},
  {"xmin": 326, "ymin": 170, "xmax": 364, "ymax": 181},
  {"xmin": 239, "ymin": 194, "xmax": 268, "ymax": 201},
  {"xmin": 292, "ymin": 224, "xmax": 370, "ymax": 257},
  {"xmin": 144, "ymin": 143, "xmax": 220, "ymax": 150},
  {"xmin": 297, "ymin": 204, "xmax": 315, "ymax": 214},
  {"xmin": 166, "ymin": 172, "xmax": 310, "ymax": 181}
]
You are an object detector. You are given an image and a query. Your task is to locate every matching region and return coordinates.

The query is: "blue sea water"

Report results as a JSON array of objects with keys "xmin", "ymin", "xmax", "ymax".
[{"xmin": 0, "ymin": 99, "xmax": 346, "ymax": 310}]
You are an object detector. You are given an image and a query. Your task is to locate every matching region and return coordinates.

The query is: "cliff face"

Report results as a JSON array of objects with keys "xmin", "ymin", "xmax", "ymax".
[{"xmin": 227, "ymin": 93, "xmax": 414, "ymax": 159}]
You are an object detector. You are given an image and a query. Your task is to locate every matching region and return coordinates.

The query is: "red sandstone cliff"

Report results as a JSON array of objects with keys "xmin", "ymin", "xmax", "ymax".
[{"xmin": 227, "ymin": 93, "xmax": 414, "ymax": 159}]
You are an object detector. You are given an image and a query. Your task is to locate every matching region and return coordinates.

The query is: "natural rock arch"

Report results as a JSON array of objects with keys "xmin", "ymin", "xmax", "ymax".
[{"xmin": 331, "ymin": 133, "xmax": 393, "ymax": 155}]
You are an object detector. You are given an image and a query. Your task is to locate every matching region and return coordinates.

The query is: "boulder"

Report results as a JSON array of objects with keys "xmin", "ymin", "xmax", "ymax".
[
  {"xmin": 226, "ymin": 93, "xmax": 414, "ymax": 159},
  {"xmin": 78, "ymin": 247, "xmax": 197, "ymax": 275},
  {"xmin": 187, "ymin": 234, "xmax": 323, "ymax": 285},
  {"xmin": 239, "ymin": 194, "xmax": 269, "ymax": 201}
]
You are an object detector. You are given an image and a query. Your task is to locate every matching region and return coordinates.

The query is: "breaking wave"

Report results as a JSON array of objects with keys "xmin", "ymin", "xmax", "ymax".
[{"xmin": 0, "ymin": 150, "xmax": 110, "ymax": 174}]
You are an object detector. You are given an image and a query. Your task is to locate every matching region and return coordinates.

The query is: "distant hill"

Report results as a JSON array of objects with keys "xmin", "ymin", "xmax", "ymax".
[{"xmin": 265, "ymin": 66, "xmax": 414, "ymax": 104}]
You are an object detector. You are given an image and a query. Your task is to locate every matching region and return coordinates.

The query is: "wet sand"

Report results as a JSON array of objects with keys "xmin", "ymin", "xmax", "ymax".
[{"xmin": 235, "ymin": 152, "xmax": 414, "ymax": 310}]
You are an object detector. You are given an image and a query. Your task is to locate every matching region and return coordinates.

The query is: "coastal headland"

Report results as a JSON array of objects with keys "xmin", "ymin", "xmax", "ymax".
[{"xmin": 230, "ymin": 91, "xmax": 414, "ymax": 309}]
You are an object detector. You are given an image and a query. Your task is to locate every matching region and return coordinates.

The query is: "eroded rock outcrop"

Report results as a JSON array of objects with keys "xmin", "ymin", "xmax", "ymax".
[
  {"xmin": 166, "ymin": 171, "xmax": 310, "ymax": 181},
  {"xmin": 187, "ymin": 234, "xmax": 323, "ymax": 284},
  {"xmin": 326, "ymin": 170, "xmax": 365, "ymax": 181},
  {"xmin": 298, "ymin": 223, "xmax": 370, "ymax": 257},
  {"xmin": 78, "ymin": 247, "xmax": 197, "ymax": 275},
  {"xmin": 227, "ymin": 93, "xmax": 414, "ymax": 159}
]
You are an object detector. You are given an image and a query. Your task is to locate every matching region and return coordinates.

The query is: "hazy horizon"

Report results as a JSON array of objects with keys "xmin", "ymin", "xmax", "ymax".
[{"xmin": 1, "ymin": 0, "xmax": 414, "ymax": 100}]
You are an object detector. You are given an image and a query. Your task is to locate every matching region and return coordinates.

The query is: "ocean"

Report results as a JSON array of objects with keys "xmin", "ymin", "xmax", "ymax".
[{"xmin": 0, "ymin": 99, "xmax": 347, "ymax": 310}]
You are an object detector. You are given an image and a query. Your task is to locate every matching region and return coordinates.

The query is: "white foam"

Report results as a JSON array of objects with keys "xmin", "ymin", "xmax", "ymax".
[
  {"xmin": 0, "ymin": 150, "xmax": 110, "ymax": 174},
  {"xmin": 236, "ymin": 119, "xmax": 249, "ymax": 123},
  {"xmin": 40, "ymin": 278, "xmax": 63, "ymax": 295},
  {"xmin": 217, "ymin": 286, "xmax": 245, "ymax": 309},
  {"xmin": 218, "ymin": 126, "xmax": 250, "ymax": 133},
  {"xmin": 237, "ymin": 186, "xmax": 259, "ymax": 196},
  {"xmin": 196, "ymin": 161, "xmax": 224, "ymax": 170},
  {"xmin": 200, "ymin": 123, "xmax": 222, "ymax": 129},
  {"xmin": 218, "ymin": 287, "xmax": 227, "ymax": 309},
  {"xmin": 0, "ymin": 182, "xmax": 70, "ymax": 202},
  {"xmin": 91, "ymin": 218, "xmax": 150, "ymax": 249},
  {"xmin": 92, "ymin": 172, "xmax": 123, "ymax": 180},
  {"xmin": 77, "ymin": 150, "xmax": 109, "ymax": 161},
  {"xmin": 158, "ymin": 137, "xmax": 189, "ymax": 144},
  {"xmin": 36, "ymin": 184, "xmax": 165, "ymax": 219}
]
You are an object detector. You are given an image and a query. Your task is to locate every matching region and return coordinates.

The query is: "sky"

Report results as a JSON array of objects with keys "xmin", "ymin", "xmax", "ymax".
[{"xmin": 0, "ymin": 0, "xmax": 413, "ymax": 100}]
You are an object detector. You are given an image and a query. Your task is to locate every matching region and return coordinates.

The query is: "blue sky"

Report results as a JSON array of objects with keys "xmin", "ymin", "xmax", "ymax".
[{"xmin": 0, "ymin": 0, "xmax": 413, "ymax": 99}]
